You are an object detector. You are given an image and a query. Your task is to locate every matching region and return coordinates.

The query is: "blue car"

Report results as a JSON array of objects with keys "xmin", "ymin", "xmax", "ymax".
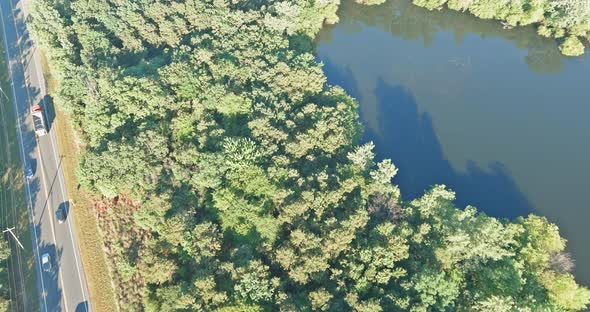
[{"xmin": 24, "ymin": 164, "xmax": 34, "ymax": 180}]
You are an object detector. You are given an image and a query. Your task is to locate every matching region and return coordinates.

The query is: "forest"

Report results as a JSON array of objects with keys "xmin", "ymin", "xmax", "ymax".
[
  {"xmin": 30, "ymin": 0, "xmax": 590, "ymax": 311},
  {"xmin": 410, "ymin": 0, "xmax": 590, "ymax": 56}
]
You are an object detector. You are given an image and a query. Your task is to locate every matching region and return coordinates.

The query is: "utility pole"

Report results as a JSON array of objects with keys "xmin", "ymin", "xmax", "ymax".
[{"xmin": 3, "ymin": 227, "xmax": 24, "ymax": 250}]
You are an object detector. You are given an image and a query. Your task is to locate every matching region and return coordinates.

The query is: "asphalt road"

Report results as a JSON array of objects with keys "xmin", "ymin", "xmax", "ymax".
[{"xmin": 0, "ymin": 0, "xmax": 91, "ymax": 311}]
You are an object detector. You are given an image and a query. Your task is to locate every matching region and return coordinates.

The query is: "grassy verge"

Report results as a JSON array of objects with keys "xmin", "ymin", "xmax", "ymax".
[
  {"xmin": 38, "ymin": 52, "xmax": 118, "ymax": 312},
  {"xmin": 0, "ymin": 29, "xmax": 38, "ymax": 311}
]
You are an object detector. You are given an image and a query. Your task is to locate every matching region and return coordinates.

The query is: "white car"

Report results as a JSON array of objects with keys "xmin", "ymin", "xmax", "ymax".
[
  {"xmin": 41, "ymin": 253, "xmax": 51, "ymax": 272},
  {"xmin": 31, "ymin": 105, "xmax": 47, "ymax": 136}
]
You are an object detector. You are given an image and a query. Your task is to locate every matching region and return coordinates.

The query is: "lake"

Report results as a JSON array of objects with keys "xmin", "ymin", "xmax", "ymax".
[{"xmin": 315, "ymin": 0, "xmax": 590, "ymax": 286}]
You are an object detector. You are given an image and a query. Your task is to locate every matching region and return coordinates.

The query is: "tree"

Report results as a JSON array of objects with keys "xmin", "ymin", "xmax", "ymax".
[
  {"xmin": 560, "ymin": 36, "xmax": 585, "ymax": 56},
  {"xmin": 0, "ymin": 240, "xmax": 11, "ymax": 311}
]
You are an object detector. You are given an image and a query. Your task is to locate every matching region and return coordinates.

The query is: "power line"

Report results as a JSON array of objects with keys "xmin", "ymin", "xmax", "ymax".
[
  {"xmin": 3, "ymin": 227, "xmax": 24, "ymax": 250},
  {"xmin": 0, "ymin": 89, "xmax": 27, "ymax": 305},
  {"xmin": 0, "ymin": 80, "xmax": 22, "ymax": 311}
]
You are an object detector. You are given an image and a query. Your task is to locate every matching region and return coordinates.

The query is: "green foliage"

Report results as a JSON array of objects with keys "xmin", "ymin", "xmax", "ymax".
[
  {"xmin": 29, "ymin": 0, "xmax": 590, "ymax": 311},
  {"xmin": 413, "ymin": 0, "xmax": 448, "ymax": 10},
  {"xmin": 355, "ymin": 0, "xmax": 387, "ymax": 6},
  {"xmin": 542, "ymin": 271, "xmax": 590, "ymax": 310},
  {"xmin": 309, "ymin": 288, "xmax": 333, "ymax": 311},
  {"xmin": 0, "ymin": 240, "xmax": 10, "ymax": 262},
  {"xmin": 115, "ymin": 259, "xmax": 137, "ymax": 283},
  {"xmin": 560, "ymin": 35, "xmax": 586, "ymax": 56},
  {"xmin": 224, "ymin": 260, "xmax": 277, "ymax": 303},
  {"xmin": 0, "ymin": 240, "xmax": 11, "ymax": 310}
]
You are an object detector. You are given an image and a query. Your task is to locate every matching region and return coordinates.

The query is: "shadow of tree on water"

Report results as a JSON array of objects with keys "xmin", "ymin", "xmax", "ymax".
[
  {"xmin": 323, "ymin": 60, "xmax": 533, "ymax": 218},
  {"xmin": 369, "ymin": 79, "xmax": 533, "ymax": 218}
]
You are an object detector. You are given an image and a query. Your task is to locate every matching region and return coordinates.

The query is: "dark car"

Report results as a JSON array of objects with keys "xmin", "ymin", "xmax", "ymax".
[
  {"xmin": 56, "ymin": 205, "xmax": 67, "ymax": 224},
  {"xmin": 25, "ymin": 164, "xmax": 34, "ymax": 180}
]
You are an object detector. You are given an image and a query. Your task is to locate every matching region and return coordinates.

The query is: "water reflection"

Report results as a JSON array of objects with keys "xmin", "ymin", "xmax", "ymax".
[{"xmin": 320, "ymin": 0, "xmax": 565, "ymax": 74}]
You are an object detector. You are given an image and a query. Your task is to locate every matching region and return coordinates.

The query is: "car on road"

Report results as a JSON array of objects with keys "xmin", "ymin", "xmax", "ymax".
[
  {"xmin": 24, "ymin": 163, "xmax": 34, "ymax": 180},
  {"xmin": 31, "ymin": 104, "xmax": 47, "ymax": 136},
  {"xmin": 56, "ymin": 205, "xmax": 67, "ymax": 224},
  {"xmin": 41, "ymin": 253, "xmax": 51, "ymax": 272}
]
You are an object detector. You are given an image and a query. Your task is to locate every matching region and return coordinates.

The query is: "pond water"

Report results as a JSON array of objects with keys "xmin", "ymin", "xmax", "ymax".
[{"xmin": 315, "ymin": 0, "xmax": 590, "ymax": 285}]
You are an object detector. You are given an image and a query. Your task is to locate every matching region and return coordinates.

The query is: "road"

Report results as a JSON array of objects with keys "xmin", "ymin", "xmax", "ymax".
[{"xmin": 0, "ymin": 0, "xmax": 91, "ymax": 311}]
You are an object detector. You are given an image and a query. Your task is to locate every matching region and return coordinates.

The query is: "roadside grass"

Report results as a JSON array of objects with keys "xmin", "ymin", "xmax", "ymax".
[
  {"xmin": 39, "ymin": 52, "xmax": 119, "ymax": 312},
  {"xmin": 0, "ymin": 39, "xmax": 38, "ymax": 311}
]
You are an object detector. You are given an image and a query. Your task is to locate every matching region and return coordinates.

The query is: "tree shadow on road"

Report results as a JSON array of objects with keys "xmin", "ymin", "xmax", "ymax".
[{"xmin": 35, "ymin": 236, "xmax": 64, "ymax": 312}]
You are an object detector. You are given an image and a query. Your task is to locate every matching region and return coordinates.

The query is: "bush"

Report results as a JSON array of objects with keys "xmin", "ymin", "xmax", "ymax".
[
  {"xmin": 560, "ymin": 36, "xmax": 585, "ymax": 56},
  {"xmin": 355, "ymin": 0, "xmax": 386, "ymax": 6}
]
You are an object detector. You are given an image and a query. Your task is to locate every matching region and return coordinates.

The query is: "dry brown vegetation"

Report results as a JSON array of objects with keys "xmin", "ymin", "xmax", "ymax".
[{"xmin": 95, "ymin": 196, "xmax": 148, "ymax": 311}]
